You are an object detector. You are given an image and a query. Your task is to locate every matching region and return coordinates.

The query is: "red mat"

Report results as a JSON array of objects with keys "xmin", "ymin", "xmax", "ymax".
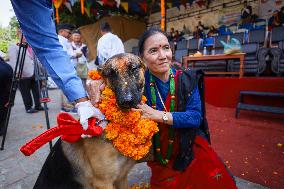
[
  {"xmin": 205, "ymin": 77, "xmax": 284, "ymax": 108},
  {"xmin": 207, "ymin": 103, "xmax": 284, "ymax": 189}
]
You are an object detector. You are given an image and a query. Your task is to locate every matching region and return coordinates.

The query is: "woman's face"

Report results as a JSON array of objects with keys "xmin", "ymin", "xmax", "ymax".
[{"xmin": 142, "ymin": 33, "xmax": 172, "ymax": 75}]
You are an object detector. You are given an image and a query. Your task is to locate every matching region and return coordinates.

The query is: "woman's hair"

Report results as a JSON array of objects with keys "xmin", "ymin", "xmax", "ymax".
[{"xmin": 138, "ymin": 28, "xmax": 166, "ymax": 56}]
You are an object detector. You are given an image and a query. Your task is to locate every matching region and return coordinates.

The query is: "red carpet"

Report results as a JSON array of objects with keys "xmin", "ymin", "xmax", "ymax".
[
  {"xmin": 207, "ymin": 103, "xmax": 284, "ymax": 189},
  {"xmin": 205, "ymin": 77, "xmax": 284, "ymax": 108}
]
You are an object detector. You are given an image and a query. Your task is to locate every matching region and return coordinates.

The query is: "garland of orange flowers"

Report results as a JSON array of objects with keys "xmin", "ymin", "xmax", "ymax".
[{"xmin": 88, "ymin": 70, "xmax": 159, "ymax": 160}]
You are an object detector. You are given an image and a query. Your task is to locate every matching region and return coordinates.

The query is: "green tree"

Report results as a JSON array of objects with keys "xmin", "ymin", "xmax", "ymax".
[
  {"xmin": 0, "ymin": 16, "xmax": 19, "ymax": 53},
  {"xmin": 9, "ymin": 16, "xmax": 19, "ymax": 40}
]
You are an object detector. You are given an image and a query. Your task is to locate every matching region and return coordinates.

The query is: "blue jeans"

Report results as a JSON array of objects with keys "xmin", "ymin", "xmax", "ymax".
[{"xmin": 11, "ymin": 0, "xmax": 87, "ymax": 102}]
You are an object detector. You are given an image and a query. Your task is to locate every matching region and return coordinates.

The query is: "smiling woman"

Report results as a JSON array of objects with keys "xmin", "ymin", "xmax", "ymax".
[{"xmin": 135, "ymin": 28, "xmax": 238, "ymax": 189}]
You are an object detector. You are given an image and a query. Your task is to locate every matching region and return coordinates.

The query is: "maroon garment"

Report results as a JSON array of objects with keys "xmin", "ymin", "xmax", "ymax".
[{"xmin": 147, "ymin": 70, "xmax": 236, "ymax": 188}]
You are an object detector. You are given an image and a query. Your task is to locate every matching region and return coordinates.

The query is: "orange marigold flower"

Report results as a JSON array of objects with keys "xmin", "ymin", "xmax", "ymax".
[
  {"xmin": 88, "ymin": 69, "xmax": 102, "ymax": 80},
  {"xmin": 98, "ymin": 87, "xmax": 159, "ymax": 160}
]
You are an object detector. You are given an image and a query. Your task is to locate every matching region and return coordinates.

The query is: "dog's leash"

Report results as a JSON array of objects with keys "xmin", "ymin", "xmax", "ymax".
[{"xmin": 20, "ymin": 112, "xmax": 103, "ymax": 156}]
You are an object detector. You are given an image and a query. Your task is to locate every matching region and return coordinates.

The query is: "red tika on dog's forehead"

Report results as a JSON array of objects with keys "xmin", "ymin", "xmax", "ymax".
[{"xmin": 108, "ymin": 54, "xmax": 142, "ymax": 71}]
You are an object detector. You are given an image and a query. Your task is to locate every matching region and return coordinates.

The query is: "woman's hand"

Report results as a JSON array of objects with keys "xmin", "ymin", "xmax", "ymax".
[
  {"xmin": 86, "ymin": 79, "xmax": 105, "ymax": 107},
  {"xmin": 132, "ymin": 103, "xmax": 161, "ymax": 122},
  {"xmin": 132, "ymin": 103, "xmax": 163, "ymax": 122},
  {"xmin": 132, "ymin": 103, "xmax": 173, "ymax": 125}
]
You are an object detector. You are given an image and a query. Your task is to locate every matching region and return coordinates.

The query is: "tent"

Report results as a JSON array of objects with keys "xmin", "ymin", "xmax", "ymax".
[{"xmin": 79, "ymin": 16, "xmax": 146, "ymax": 60}]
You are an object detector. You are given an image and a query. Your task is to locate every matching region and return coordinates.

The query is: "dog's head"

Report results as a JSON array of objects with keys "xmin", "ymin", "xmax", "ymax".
[{"xmin": 101, "ymin": 53, "xmax": 146, "ymax": 110}]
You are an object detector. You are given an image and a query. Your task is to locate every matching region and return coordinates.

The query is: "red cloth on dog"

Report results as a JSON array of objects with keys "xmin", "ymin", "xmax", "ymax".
[{"xmin": 20, "ymin": 113, "xmax": 103, "ymax": 156}]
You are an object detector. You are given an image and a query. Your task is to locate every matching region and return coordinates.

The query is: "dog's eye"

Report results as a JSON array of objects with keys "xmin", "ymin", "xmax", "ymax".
[{"xmin": 103, "ymin": 68, "xmax": 116, "ymax": 78}]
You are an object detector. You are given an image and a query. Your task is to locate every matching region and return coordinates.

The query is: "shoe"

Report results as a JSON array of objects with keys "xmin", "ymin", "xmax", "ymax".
[
  {"xmin": 26, "ymin": 108, "xmax": 38, "ymax": 113},
  {"xmin": 69, "ymin": 108, "xmax": 77, "ymax": 114},
  {"xmin": 35, "ymin": 106, "xmax": 45, "ymax": 111},
  {"xmin": 36, "ymin": 106, "xmax": 48, "ymax": 111},
  {"xmin": 61, "ymin": 108, "xmax": 70, "ymax": 113}
]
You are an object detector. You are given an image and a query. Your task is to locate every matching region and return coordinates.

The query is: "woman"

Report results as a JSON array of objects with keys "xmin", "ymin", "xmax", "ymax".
[
  {"xmin": 88, "ymin": 28, "xmax": 237, "ymax": 189},
  {"xmin": 133, "ymin": 28, "xmax": 237, "ymax": 189}
]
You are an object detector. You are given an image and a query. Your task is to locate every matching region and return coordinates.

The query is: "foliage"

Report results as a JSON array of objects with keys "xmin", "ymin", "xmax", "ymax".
[{"xmin": 0, "ymin": 16, "xmax": 19, "ymax": 53}]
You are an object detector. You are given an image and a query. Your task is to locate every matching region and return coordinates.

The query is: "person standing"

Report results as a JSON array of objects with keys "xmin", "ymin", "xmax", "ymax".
[
  {"xmin": 0, "ymin": 57, "xmax": 13, "ymax": 135},
  {"xmin": 8, "ymin": 30, "xmax": 44, "ymax": 113},
  {"xmin": 57, "ymin": 24, "xmax": 82, "ymax": 113},
  {"xmin": 71, "ymin": 29, "xmax": 88, "ymax": 89},
  {"xmin": 10, "ymin": 0, "xmax": 103, "ymax": 133},
  {"xmin": 96, "ymin": 22, "xmax": 124, "ymax": 65},
  {"xmin": 241, "ymin": 0, "xmax": 252, "ymax": 24}
]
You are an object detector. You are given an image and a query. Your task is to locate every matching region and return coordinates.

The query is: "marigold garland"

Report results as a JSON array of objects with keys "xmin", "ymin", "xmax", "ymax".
[
  {"xmin": 88, "ymin": 69, "xmax": 102, "ymax": 80},
  {"xmin": 89, "ymin": 70, "xmax": 159, "ymax": 160}
]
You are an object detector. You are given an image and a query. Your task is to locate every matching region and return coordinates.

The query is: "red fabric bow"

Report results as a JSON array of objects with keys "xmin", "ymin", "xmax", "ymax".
[{"xmin": 20, "ymin": 113, "xmax": 103, "ymax": 156}]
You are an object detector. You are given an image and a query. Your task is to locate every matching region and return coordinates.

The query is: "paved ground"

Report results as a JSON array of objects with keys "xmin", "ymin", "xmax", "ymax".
[{"xmin": 0, "ymin": 89, "xmax": 269, "ymax": 189}]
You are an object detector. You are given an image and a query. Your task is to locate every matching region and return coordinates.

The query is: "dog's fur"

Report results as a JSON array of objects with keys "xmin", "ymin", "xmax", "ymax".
[{"xmin": 34, "ymin": 53, "xmax": 146, "ymax": 189}]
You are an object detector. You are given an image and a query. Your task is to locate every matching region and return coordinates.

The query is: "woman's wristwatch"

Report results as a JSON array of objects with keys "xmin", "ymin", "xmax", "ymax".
[{"xmin": 162, "ymin": 112, "xmax": 169, "ymax": 124}]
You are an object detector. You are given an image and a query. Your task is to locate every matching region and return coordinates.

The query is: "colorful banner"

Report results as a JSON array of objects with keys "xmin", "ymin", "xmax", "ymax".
[{"xmin": 121, "ymin": 2, "xmax": 129, "ymax": 13}]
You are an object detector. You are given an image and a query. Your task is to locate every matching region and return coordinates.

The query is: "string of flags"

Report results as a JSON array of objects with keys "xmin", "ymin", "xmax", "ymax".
[{"xmin": 52, "ymin": 0, "xmax": 211, "ymax": 24}]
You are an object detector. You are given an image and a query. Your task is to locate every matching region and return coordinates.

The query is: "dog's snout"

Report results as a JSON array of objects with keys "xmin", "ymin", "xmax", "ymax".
[{"xmin": 118, "ymin": 91, "xmax": 135, "ymax": 109}]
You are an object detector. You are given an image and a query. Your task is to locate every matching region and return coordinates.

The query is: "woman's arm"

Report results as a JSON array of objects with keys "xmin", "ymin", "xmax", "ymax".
[{"xmin": 171, "ymin": 86, "xmax": 202, "ymax": 128}]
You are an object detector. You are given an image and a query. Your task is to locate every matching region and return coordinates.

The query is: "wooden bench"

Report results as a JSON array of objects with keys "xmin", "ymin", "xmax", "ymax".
[{"xmin": 235, "ymin": 91, "xmax": 284, "ymax": 118}]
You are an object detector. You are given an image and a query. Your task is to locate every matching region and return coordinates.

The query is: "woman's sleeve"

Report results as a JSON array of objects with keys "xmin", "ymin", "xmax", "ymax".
[{"xmin": 171, "ymin": 85, "xmax": 202, "ymax": 128}]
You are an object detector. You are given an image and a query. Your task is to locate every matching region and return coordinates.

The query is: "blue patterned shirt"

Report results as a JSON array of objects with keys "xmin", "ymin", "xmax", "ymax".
[{"xmin": 144, "ymin": 68, "xmax": 202, "ymax": 128}]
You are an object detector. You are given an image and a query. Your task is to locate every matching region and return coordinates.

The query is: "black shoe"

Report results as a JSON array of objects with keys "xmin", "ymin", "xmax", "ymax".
[
  {"xmin": 35, "ymin": 106, "xmax": 45, "ymax": 111},
  {"xmin": 61, "ymin": 108, "xmax": 70, "ymax": 113},
  {"xmin": 26, "ymin": 108, "xmax": 38, "ymax": 113}
]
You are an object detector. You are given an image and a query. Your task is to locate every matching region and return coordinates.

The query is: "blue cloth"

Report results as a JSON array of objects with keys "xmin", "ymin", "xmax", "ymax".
[
  {"xmin": 144, "ymin": 69, "xmax": 202, "ymax": 128},
  {"xmin": 11, "ymin": 0, "xmax": 87, "ymax": 102}
]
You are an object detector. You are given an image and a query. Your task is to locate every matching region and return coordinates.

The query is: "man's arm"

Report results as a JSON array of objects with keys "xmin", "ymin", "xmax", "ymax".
[{"xmin": 11, "ymin": 0, "xmax": 87, "ymax": 102}]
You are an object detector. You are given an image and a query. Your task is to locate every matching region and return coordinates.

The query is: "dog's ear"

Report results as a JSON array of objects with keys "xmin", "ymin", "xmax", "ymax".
[
  {"xmin": 97, "ymin": 65, "xmax": 103, "ymax": 75},
  {"xmin": 101, "ymin": 61, "xmax": 113, "ymax": 78}
]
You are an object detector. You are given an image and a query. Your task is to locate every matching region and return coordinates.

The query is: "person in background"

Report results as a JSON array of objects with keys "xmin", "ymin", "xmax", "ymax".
[
  {"xmin": 95, "ymin": 22, "xmax": 124, "ymax": 65},
  {"xmin": 71, "ymin": 29, "xmax": 88, "ymax": 89},
  {"xmin": 207, "ymin": 25, "xmax": 218, "ymax": 37},
  {"xmin": 181, "ymin": 25, "xmax": 191, "ymax": 35},
  {"xmin": 279, "ymin": 6, "xmax": 284, "ymax": 25},
  {"xmin": 268, "ymin": 10, "xmax": 281, "ymax": 31},
  {"xmin": 0, "ymin": 57, "xmax": 13, "ymax": 135},
  {"xmin": 57, "ymin": 24, "xmax": 82, "ymax": 113},
  {"xmin": 57, "ymin": 24, "xmax": 82, "ymax": 67},
  {"xmin": 197, "ymin": 21, "xmax": 208, "ymax": 31},
  {"xmin": 168, "ymin": 27, "xmax": 175, "ymax": 41},
  {"xmin": 8, "ymin": 30, "xmax": 44, "ymax": 113},
  {"xmin": 193, "ymin": 26, "xmax": 203, "ymax": 39},
  {"xmin": 10, "ymin": 0, "xmax": 104, "ymax": 133},
  {"xmin": 241, "ymin": 0, "xmax": 252, "ymax": 24}
]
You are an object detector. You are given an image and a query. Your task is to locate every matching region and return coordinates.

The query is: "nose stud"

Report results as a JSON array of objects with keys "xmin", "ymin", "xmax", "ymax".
[{"xmin": 125, "ymin": 82, "xmax": 128, "ymax": 85}]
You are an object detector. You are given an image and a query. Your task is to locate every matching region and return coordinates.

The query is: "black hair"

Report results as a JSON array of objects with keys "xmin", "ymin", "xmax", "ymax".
[
  {"xmin": 100, "ymin": 22, "xmax": 112, "ymax": 32},
  {"xmin": 71, "ymin": 29, "xmax": 81, "ymax": 34},
  {"xmin": 56, "ymin": 23, "xmax": 75, "ymax": 32},
  {"xmin": 138, "ymin": 28, "xmax": 166, "ymax": 56}
]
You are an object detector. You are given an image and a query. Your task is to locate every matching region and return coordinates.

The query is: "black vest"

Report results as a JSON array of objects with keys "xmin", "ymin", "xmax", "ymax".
[{"xmin": 173, "ymin": 69, "xmax": 210, "ymax": 172}]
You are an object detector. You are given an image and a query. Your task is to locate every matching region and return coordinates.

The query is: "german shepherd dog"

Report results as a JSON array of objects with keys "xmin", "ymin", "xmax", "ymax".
[{"xmin": 34, "ymin": 53, "xmax": 146, "ymax": 189}]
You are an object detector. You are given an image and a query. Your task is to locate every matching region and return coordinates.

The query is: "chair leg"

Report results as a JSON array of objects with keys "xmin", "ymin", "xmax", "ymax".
[{"xmin": 269, "ymin": 48, "xmax": 282, "ymax": 75}]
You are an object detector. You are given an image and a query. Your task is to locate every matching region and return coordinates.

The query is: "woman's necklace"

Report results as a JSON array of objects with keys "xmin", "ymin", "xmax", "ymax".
[{"xmin": 150, "ymin": 68, "xmax": 175, "ymax": 165}]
